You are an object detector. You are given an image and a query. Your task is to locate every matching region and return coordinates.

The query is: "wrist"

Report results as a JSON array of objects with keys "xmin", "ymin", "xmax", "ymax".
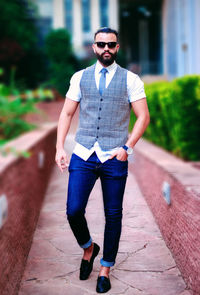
[
  {"xmin": 56, "ymin": 145, "xmax": 64, "ymax": 150},
  {"xmin": 122, "ymin": 145, "xmax": 133, "ymax": 155}
]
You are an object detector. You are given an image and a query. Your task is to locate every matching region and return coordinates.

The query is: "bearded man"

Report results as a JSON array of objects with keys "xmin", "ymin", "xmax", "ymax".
[{"xmin": 55, "ymin": 27, "xmax": 150, "ymax": 293}]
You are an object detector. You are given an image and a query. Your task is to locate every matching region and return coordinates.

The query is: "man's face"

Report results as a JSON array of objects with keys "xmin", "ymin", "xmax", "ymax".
[{"xmin": 92, "ymin": 33, "xmax": 120, "ymax": 66}]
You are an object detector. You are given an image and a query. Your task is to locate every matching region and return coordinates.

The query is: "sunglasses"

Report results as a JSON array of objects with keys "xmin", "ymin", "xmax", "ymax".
[{"xmin": 95, "ymin": 42, "xmax": 118, "ymax": 49}]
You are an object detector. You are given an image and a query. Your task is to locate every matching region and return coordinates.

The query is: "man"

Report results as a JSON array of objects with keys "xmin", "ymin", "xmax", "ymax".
[{"xmin": 55, "ymin": 27, "xmax": 150, "ymax": 293}]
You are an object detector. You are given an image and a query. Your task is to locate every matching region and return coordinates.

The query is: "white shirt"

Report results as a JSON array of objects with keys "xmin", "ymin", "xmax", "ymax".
[{"xmin": 66, "ymin": 61, "xmax": 146, "ymax": 163}]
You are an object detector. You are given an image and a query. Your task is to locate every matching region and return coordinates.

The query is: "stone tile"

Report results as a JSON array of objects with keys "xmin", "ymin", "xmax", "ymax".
[
  {"xmin": 68, "ymin": 271, "xmax": 129, "ymax": 295},
  {"xmin": 19, "ymin": 278, "xmax": 93, "ymax": 295},
  {"xmin": 179, "ymin": 290, "xmax": 193, "ymax": 295},
  {"xmin": 112, "ymin": 269, "xmax": 186, "ymax": 295},
  {"xmin": 19, "ymin": 159, "xmax": 190, "ymax": 295},
  {"xmin": 21, "ymin": 258, "xmax": 78, "ymax": 281},
  {"xmin": 36, "ymin": 211, "xmax": 66, "ymax": 229},
  {"xmin": 123, "ymin": 287, "xmax": 148, "ymax": 295},
  {"xmin": 118, "ymin": 239, "xmax": 149, "ymax": 255},
  {"xmin": 117, "ymin": 239, "xmax": 176, "ymax": 272}
]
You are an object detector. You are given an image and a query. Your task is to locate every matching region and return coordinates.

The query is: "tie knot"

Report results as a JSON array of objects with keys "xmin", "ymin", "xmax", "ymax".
[{"xmin": 100, "ymin": 68, "xmax": 108, "ymax": 75}]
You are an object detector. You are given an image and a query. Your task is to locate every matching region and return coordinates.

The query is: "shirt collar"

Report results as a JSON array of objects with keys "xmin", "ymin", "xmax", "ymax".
[{"xmin": 96, "ymin": 60, "xmax": 117, "ymax": 74}]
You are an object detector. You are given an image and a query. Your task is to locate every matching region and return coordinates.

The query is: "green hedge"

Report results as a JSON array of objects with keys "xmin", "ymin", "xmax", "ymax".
[
  {"xmin": 131, "ymin": 75, "xmax": 200, "ymax": 161},
  {"xmin": 0, "ymin": 82, "xmax": 54, "ymax": 144}
]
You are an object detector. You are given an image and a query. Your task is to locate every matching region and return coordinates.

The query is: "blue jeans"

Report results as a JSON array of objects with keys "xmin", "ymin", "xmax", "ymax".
[{"xmin": 66, "ymin": 152, "xmax": 128, "ymax": 267}]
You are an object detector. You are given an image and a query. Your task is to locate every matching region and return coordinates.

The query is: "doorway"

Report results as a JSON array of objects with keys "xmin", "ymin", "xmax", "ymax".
[{"xmin": 120, "ymin": 0, "xmax": 163, "ymax": 75}]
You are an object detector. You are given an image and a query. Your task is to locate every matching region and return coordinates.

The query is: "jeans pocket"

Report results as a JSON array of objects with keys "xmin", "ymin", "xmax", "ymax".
[{"xmin": 113, "ymin": 156, "xmax": 128, "ymax": 163}]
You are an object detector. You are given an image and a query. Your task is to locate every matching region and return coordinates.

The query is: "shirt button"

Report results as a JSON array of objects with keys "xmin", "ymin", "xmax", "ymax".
[
  {"xmin": 100, "ymin": 99, "xmax": 103, "ymax": 101},
  {"xmin": 98, "ymin": 117, "xmax": 101, "ymax": 120},
  {"xmin": 96, "ymin": 136, "xmax": 99, "ymax": 138},
  {"xmin": 99, "ymin": 108, "xmax": 102, "ymax": 111},
  {"xmin": 97, "ymin": 127, "xmax": 99, "ymax": 130}
]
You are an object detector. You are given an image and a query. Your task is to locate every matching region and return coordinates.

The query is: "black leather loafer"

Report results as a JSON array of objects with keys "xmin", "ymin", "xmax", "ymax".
[
  {"xmin": 96, "ymin": 276, "xmax": 111, "ymax": 293},
  {"xmin": 79, "ymin": 243, "xmax": 100, "ymax": 280}
]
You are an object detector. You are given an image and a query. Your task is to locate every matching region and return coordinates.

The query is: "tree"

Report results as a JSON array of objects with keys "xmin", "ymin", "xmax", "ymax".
[
  {"xmin": 0, "ymin": 0, "xmax": 47, "ymax": 88},
  {"xmin": 45, "ymin": 29, "xmax": 79, "ymax": 96}
]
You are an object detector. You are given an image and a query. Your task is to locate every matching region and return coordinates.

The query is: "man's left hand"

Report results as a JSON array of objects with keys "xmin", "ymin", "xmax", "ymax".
[{"xmin": 109, "ymin": 147, "xmax": 128, "ymax": 161}]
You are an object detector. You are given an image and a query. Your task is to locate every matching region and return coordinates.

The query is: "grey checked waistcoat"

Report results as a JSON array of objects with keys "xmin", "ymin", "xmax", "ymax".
[{"xmin": 75, "ymin": 63, "xmax": 131, "ymax": 150}]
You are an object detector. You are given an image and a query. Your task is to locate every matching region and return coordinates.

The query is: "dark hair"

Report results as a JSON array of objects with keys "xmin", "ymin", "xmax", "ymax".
[{"xmin": 94, "ymin": 27, "xmax": 118, "ymax": 41}]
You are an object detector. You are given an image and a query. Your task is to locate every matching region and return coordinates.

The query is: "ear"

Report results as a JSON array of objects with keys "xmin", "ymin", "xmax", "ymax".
[
  {"xmin": 116, "ymin": 44, "xmax": 120, "ymax": 52},
  {"xmin": 92, "ymin": 44, "xmax": 96, "ymax": 54}
]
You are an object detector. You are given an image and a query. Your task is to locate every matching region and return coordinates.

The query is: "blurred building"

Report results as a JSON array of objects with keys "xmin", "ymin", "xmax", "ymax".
[
  {"xmin": 34, "ymin": 0, "xmax": 118, "ymax": 58},
  {"xmin": 162, "ymin": 0, "xmax": 200, "ymax": 78},
  {"xmin": 120, "ymin": 0, "xmax": 200, "ymax": 79},
  {"xmin": 34, "ymin": 0, "xmax": 200, "ymax": 79}
]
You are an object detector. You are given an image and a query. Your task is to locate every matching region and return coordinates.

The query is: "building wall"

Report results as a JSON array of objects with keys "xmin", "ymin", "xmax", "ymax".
[
  {"xmin": 35, "ymin": 0, "xmax": 119, "ymax": 57},
  {"xmin": 163, "ymin": 0, "xmax": 200, "ymax": 79}
]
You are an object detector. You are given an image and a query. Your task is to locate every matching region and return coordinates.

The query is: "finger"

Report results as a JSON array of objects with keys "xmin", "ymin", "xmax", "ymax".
[
  {"xmin": 57, "ymin": 163, "xmax": 64, "ymax": 173},
  {"xmin": 61, "ymin": 158, "xmax": 69, "ymax": 166},
  {"xmin": 61, "ymin": 161, "xmax": 69, "ymax": 170},
  {"xmin": 109, "ymin": 152, "xmax": 117, "ymax": 159},
  {"xmin": 117, "ymin": 154, "xmax": 128, "ymax": 161},
  {"xmin": 56, "ymin": 158, "xmax": 64, "ymax": 172}
]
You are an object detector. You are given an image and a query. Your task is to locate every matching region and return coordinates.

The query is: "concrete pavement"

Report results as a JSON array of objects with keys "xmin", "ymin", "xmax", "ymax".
[{"xmin": 19, "ymin": 133, "xmax": 192, "ymax": 295}]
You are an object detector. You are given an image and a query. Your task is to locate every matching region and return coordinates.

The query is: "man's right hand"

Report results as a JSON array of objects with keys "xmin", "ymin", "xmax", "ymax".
[{"xmin": 55, "ymin": 148, "xmax": 69, "ymax": 173}]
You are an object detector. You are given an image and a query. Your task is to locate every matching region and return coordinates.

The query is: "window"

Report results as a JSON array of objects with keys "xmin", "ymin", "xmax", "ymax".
[
  {"xmin": 100, "ymin": 0, "xmax": 108, "ymax": 27},
  {"xmin": 82, "ymin": 0, "xmax": 91, "ymax": 32},
  {"xmin": 64, "ymin": 0, "xmax": 73, "ymax": 34}
]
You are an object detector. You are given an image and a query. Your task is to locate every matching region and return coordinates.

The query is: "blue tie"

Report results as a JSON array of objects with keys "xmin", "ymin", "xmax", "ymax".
[{"xmin": 99, "ymin": 68, "xmax": 108, "ymax": 96}]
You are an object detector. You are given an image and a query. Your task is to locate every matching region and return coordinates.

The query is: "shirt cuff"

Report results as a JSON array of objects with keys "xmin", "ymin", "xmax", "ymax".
[
  {"xmin": 65, "ymin": 92, "xmax": 80, "ymax": 102},
  {"xmin": 129, "ymin": 93, "xmax": 146, "ymax": 103}
]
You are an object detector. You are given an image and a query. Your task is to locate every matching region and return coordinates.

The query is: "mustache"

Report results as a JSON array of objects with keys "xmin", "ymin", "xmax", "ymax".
[{"xmin": 101, "ymin": 51, "xmax": 113, "ymax": 57}]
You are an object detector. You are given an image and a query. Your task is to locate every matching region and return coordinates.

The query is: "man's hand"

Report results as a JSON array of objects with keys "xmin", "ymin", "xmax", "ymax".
[
  {"xmin": 109, "ymin": 147, "xmax": 128, "ymax": 161},
  {"xmin": 55, "ymin": 148, "xmax": 69, "ymax": 172}
]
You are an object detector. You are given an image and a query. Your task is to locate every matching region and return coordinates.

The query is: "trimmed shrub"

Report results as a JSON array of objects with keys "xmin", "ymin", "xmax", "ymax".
[
  {"xmin": 131, "ymin": 75, "xmax": 200, "ymax": 161},
  {"xmin": 170, "ymin": 76, "xmax": 200, "ymax": 160}
]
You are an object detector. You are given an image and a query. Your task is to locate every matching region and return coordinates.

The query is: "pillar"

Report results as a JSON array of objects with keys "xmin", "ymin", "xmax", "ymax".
[
  {"xmin": 53, "ymin": 0, "xmax": 65, "ymax": 28},
  {"xmin": 91, "ymin": 0, "xmax": 100, "ymax": 34},
  {"xmin": 108, "ymin": 0, "xmax": 119, "ymax": 30},
  {"xmin": 72, "ymin": 0, "xmax": 83, "ymax": 55}
]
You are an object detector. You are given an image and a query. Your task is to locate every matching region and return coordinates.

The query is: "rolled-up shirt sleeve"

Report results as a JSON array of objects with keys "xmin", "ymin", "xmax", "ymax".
[
  {"xmin": 65, "ymin": 70, "xmax": 84, "ymax": 102},
  {"xmin": 127, "ymin": 72, "xmax": 146, "ymax": 103}
]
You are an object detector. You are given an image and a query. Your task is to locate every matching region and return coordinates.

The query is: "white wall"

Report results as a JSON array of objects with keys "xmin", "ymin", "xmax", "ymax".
[
  {"xmin": 108, "ymin": 0, "xmax": 119, "ymax": 30},
  {"xmin": 163, "ymin": 0, "xmax": 200, "ymax": 79},
  {"xmin": 35, "ymin": 0, "xmax": 53, "ymax": 17},
  {"xmin": 36, "ymin": 0, "xmax": 119, "ymax": 57},
  {"xmin": 72, "ymin": 0, "xmax": 83, "ymax": 56},
  {"xmin": 53, "ymin": 0, "xmax": 65, "ymax": 28}
]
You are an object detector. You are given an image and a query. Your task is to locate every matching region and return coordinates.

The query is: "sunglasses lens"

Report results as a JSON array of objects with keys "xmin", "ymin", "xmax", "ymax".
[
  {"xmin": 96, "ymin": 42, "xmax": 106, "ymax": 48},
  {"xmin": 108, "ymin": 42, "xmax": 117, "ymax": 48},
  {"xmin": 96, "ymin": 42, "xmax": 117, "ymax": 48}
]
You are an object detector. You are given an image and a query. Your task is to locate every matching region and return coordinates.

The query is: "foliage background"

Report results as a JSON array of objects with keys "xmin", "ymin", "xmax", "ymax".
[
  {"xmin": 130, "ymin": 75, "xmax": 200, "ymax": 161},
  {"xmin": 0, "ymin": 0, "xmax": 47, "ymax": 88}
]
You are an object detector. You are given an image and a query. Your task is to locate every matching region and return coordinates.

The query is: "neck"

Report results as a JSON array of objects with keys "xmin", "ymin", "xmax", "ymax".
[{"xmin": 97, "ymin": 60, "xmax": 115, "ymax": 68}]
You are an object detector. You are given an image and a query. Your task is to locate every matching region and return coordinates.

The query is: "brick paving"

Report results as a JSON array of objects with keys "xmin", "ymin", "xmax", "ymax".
[{"xmin": 18, "ymin": 106, "xmax": 192, "ymax": 295}]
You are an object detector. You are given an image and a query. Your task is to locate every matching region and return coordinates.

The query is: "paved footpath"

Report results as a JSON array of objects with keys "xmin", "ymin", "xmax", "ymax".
[{"xmin": 19, "ymin": 130, "xmax": 192, "ymax": 295}]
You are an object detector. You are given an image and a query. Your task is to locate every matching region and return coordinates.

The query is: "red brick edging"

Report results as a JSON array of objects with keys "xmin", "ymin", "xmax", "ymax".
[
  {"xmin": 0, "ymin": 123, "xmax": 57, "ymax": 295},
  {"xmin": 130, "ymin": 138, "xmax": 200, "ymax": 295}
]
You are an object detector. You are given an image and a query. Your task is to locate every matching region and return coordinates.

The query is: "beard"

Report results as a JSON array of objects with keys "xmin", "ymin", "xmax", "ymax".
[{"xmin": 95, "ymin": 51, "xmax": 118, "ymax": 66}]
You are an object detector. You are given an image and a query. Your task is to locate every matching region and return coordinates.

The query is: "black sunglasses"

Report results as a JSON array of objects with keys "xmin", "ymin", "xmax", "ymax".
[{"xmin": 95, "ymin": 42, "xmax": 118, "ymax": 49}]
